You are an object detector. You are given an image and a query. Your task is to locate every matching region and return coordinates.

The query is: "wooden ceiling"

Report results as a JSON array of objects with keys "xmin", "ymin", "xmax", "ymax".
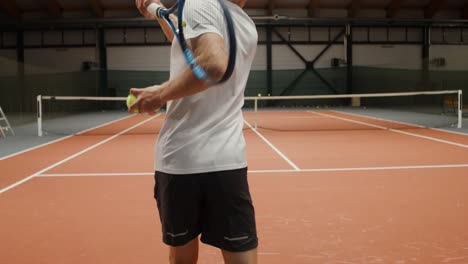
[{"xmin": 0, "ymin": 0, "xmax": 467, "ymax": 20}]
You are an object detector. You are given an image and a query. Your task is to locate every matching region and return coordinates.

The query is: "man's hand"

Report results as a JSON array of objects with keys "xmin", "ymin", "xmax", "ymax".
[
  {"xmin": 135, "ymin": 0, "xmax": 162, "ymax": 19},
  {"xmin": 135, "ymin": 0, "xmax": 175, "ymax": 41},
  {"xmin": 128, "ymin": 85, "xmax": 166, "ymax": 115}
]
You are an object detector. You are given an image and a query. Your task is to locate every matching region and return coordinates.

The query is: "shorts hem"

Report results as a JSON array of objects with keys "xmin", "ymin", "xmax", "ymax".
[
  {"xmin": 162, "ymin": 232, "xmax": 201, "ymax": 248},
  {"xmin": 200, "ymin": 236, "xmax": 258, "ymax": 253}
]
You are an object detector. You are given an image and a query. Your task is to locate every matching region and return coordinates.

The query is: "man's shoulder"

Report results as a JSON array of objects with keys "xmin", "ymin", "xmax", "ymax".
[{"xmin": 186, "ymin": 0, "xmax": 220, "ymax": 10}]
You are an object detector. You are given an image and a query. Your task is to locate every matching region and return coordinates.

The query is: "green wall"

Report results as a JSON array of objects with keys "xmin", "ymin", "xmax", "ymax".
[{"xmin": 1, "ymin": 67, "xmax": 467, "ymax": 113}]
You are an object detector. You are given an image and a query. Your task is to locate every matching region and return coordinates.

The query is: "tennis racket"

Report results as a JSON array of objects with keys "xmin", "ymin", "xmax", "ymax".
[{"xmin": 147, "ymin": 0, "xmax": 237, "ymax": 84}]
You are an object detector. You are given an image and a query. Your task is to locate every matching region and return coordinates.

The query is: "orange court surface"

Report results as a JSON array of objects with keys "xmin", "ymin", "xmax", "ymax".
[{"xmin": 1, "ymin": 110, "xmax": 468, "ymax": 264}]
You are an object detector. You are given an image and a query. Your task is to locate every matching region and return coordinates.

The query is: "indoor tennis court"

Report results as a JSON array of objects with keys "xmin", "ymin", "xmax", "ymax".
[
  {"xmin": 2, "ymin": 107, "xmax": 468, "ymax": 263},
  {"xmin": 1, "ymin": 0, "xmax": 468, "ymax": 263}
]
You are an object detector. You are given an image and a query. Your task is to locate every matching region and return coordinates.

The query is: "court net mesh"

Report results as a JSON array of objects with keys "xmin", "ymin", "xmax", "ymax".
[{"xmin": 37, "ymin": 90, "xmax": 463, "ymax": 136}]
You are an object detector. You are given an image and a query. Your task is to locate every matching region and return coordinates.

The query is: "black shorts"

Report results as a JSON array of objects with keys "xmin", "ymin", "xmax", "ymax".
[{"xmin": 154, "ymin": 168, "xmax": 258, "ymax": 252}]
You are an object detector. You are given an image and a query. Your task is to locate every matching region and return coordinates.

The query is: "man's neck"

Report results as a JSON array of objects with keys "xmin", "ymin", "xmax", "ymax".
[{"xmin": 228, "ymin": 0, "xmax": 247, "ymax": 8}]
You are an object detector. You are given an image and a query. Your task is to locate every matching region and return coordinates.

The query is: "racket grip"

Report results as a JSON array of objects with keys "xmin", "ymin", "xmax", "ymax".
[{"xmin": 147, "ymin": 3, "xmax": 163, "ymax": 18}]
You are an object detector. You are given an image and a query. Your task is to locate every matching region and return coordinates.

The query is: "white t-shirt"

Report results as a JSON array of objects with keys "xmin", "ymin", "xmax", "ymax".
[{"xmin": 155, "ymin": 0, "xmax": 258, "ymax": 174}]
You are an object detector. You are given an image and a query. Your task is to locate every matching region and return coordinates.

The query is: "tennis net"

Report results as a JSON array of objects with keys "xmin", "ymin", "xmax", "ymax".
[
  {"xmin": 36, "ymin": 95, "xmax": 165, "ymax": 136},
  {"xmin": 37, "ymin": 90, "xmax": 463, "ymax": 136},
  {"xmin": 244, "ymin": 90, "xmax": 463, "ymax": 132}
]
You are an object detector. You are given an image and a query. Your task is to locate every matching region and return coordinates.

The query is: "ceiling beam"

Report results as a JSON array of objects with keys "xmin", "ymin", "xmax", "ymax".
[
  {"xmin": 424, "ymin": 0, "xmax": 447, "ymax": 19},
  {"xmin": 307, "ymin": 0, "xmax": 320, "ymax": 17},
  {"xmin": 0, "ymin": 0, "xmax": 20, "ymax": 18},
  {"xmin": 87, "ymin": 0, "xmax": 104, "ymax": 17},
  {"xmin": 47, "ymin": 0, "xmax": 62, "ymax": 18},
  {"xmin": 348, "ymin": 0, "xmax": 361, "ymax": 18},
  {"xmin": 387, "ymin": 0, "xmax": 405, "ymax": 18}
]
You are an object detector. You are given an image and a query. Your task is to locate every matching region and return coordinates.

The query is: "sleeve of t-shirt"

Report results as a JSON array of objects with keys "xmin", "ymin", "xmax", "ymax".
[{"xmin": 183, "ymin": 0, "xmax": 225, "ymax": 40}]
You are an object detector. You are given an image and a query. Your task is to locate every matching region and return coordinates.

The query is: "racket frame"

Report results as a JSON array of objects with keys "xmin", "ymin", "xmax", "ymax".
[{"xmin": 147, "ymin": 0, "xmax": 237, "ymax": 83}]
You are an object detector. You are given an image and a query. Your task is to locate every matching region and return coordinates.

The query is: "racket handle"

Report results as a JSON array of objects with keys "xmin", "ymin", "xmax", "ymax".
[{"xmin": 147, "ymin": 3, "xmax": 163, "ymax": 18}]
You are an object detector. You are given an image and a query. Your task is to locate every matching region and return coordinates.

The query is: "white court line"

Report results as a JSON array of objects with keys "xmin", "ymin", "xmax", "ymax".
[
  {"xmin": 39, "ymin": 173, "xmax": 154, "ymax": 177},
  {"xmin": 0, "ymin": 115, "xmax": 160, "ymax": 195},
  {"xmin": 0, "ymin": 114, "xmax": 137, "ymax": 161},
  {"xmin": 37, "ymin": 163, "xmax": 468, "ymax": 177},
  {"xmin": 244, "ymin": 120, "xmax": 301, "ymax": 171},
  {"xmin": 333, "ymin": 110, "xmax": 468, "ymax": 137},
  {"xmin": 431, "ymin": 127, "xmax": 468, "ymax": 137},
  {"xmin": 311, "ymin": 111, "xmax": 468, "ymax": 149}
]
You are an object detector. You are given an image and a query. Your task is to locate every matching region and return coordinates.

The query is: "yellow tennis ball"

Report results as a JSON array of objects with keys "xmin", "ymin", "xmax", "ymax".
[
  {"xmin": 127, "ymin": 94, "xmax": 139, "ymax": 113},
  {"xmin": 258, "ymin": 93, "xmax": 262, "ymax": 97}
]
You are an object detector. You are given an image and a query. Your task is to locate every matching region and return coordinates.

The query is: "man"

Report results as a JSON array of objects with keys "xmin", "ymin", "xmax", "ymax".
[{"xmin": 132, "ymin": 0, "xmax": 258, "ymax": 263}]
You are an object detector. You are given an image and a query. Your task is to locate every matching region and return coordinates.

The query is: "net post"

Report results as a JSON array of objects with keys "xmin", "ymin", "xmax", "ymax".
[
  {"xmin": 458, "ymin": 90, "xmax": 463, "ymax": 129},
  {"xmin": 37, "ymin": 95, "xmax": 43, "ymax": 137},
  {"xmin": 254, "ymin": 97, "xmax": 258, "ymax": 129}
]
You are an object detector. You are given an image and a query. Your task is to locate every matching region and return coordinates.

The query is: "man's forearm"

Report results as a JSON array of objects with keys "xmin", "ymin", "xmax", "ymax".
[
  {"xmin": 159, "ymin": 67, "xmax": 210, "ymax": 102},
  {"xmin": 156, "ymin": 15, "xmax": 176, "ymax": 42},
  {"xmin": 158, "ymin": 35, "xmax": 228, "ymax": 102},
  {"xmin": 143, "ymin": 0, "xmax": 175, "ymax": 42}
]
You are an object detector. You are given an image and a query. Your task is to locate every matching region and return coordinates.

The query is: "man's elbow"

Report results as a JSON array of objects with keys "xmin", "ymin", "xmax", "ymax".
[
  {"xmin": 208, "ymin": 60, "xmax": 228, "ymax": 81},
  {"xmin": 198, "ymin": 52, "xmax": 228, "ymax": 82}
]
